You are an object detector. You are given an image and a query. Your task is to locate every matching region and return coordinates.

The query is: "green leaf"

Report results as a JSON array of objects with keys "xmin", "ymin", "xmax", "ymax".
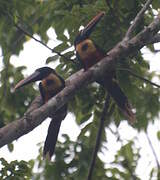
[
  {"xmin": 53, "ymin": 42, "xmax": 69, "ymax": 52},
  {"xmin": 0, "ymin": 1, "xmax": 159, "ymax": 179},
  {"xmin": 157, "ymin": 131, "xmax": 160, "ymax": 140},
  {"xmin": 46, "ymin": 55, "xmax": 59, "ymax": 64},
  {"xmin": 7, "ymin": 143, "xmax": 14, "ymax": 152}
]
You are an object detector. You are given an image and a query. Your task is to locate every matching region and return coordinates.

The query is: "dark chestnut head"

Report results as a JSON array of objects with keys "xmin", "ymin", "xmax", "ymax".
[{"xmin": 14, "ymin": 67, "xmax": 56, "ymax": 90}]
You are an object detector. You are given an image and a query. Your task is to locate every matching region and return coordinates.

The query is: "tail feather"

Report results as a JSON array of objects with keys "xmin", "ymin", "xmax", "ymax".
[
  {"xmin": 43, "ymin": 105, "xmax": 67, "ymax": 160},
  {"xmin": 98, "ymin": 78, "xmax": 135, "ymax": 124},
  {"xmin": 43, "ymin": 119, "xmax": 61, "ymax": 160}
]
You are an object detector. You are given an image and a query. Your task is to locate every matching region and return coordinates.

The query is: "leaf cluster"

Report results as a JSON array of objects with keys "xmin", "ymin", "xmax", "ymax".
[
  {"xmin": 0, "ymin": 158, "xmax": 33, "ymax": 180},
  {"xmin": 0, "ymin": 0, "xmax": 160, "ymax": 179}
]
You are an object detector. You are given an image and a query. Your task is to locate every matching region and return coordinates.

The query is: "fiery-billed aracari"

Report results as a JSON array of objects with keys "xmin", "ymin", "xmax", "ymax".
[
  {"xmin": 74, "ymin": 12, "xmax": 135, "ymax": 123},
  {"xmin": 14, "ymin": 67, "xmax": 67, "ymax": 159}
]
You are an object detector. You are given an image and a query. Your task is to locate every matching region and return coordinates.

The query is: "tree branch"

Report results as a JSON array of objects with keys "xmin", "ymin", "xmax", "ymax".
[
  {"xmin": 0, "ymin": 95, "xmax": 43, "ymax": 147},
  {"xmin": 125, "ymin": 0, "xmax": 153, "ymax": 40},
  {"xmin": 0, "ymin": 11, "xmax": 160, "ymax": 148},
  {"xmin": 147, "ymin": 33, "xmax": 160, "ymax": 44},
  {"xmin": 87, "ymin": 94, "xmax": 110, "ymax": 180}
]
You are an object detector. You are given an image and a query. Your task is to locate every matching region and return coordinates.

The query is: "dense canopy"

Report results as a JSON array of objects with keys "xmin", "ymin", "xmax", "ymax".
[{"xmin": 0, "ymin": 0, "xmax": 160, "ymax": 179}]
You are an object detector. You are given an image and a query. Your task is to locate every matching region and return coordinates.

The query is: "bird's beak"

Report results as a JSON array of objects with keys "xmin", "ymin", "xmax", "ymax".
[
  {"xmin": 14, "ymin": 71, "xmax": 42, "ymax": 91},
  {"xmin": 81, "ymin": 11, "xmax": 105, "ymax": 37}
]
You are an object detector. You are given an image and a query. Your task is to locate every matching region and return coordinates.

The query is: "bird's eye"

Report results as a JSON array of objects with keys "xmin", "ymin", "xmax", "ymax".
[
  {"xmin": 46, "ymin": 79, "xmax": 54, "ymax": 86},
  {"xmin": 81, "ymin": 43, "xmax": 88, "ymax": 51}
]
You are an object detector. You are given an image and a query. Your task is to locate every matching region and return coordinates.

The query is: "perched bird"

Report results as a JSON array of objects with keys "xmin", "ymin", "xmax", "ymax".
[
  {"xmin": 74, "ymin": 12, "xmax": 135, "ymax": 123},
  {"xmin": 14, "ymin": 67, "xmax": 67, "ymax": 159}
]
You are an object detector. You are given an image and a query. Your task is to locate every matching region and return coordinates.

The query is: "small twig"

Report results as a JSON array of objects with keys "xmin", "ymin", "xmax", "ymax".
[
  {"xmin": 14, "ymin": 23, "xmax": 51, "ymax": 52},
  {"xmin": 125, "ymin": 0, "xmax": 153, "ymax": 40},
  {"xmin": 87, "ymin": 94, "xmax": 110, "ymax": 180},
  {"xmin": 6, "ymin": 12, "xmax": 76, "ymax": 64},
  {"xmin": 146, "ymin": 132, "xmax": 160, "ymax": 168},
  {"xmin": 117, "ymin": 68, "xmax": 160, "ymax": 88},
  {"xmin": 14, "ymin": 23, "xmax": 74, "ymax": 62}
]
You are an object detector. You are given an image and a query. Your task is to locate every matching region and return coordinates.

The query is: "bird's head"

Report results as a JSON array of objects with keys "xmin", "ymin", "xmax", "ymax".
[{"xmin": 14, "ymin": 67, "xmax": 56, "ymax": 90}]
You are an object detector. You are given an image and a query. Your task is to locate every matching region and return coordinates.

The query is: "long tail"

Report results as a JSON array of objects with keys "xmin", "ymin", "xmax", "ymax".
[
  {"xmin": 43, "ymin": 119, "xmax": 62, "ymax": 160},
  {"xmin": 98, "ymin": 77, "xmax": 136, "ymax": 124},
  {"xmin": 43, "ymin": 105, "xmax": 67, "ymax": 160}
]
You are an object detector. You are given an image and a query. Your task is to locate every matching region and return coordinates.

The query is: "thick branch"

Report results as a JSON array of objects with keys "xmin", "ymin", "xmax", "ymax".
[
  {"xmin": 0, "ymin": 12, "xmax": 160, "ymax": 148},
  {"xmin": 147, "ymin": 33, "xmax": 160, "ymax": 44},
  {"xmin": 125, "ymin": 0, "xmax": 153, "ymax": 40},
  {"xmin": 0, "ymin": 70, "xmax": 94, "ymax": 147},
  {"xmin": 0, "ymin": 95, "xmax": 42, "ymax": 147}
]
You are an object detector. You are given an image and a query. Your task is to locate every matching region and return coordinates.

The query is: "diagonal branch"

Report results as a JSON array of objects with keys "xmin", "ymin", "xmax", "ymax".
[
  {"xmin": 0, "ymin": 11, "xmax": 160, "ymax": 148},
  {"xmin": 6, "ymin": 12, "xmax": 76, "ymax": 64},
  {"xmin": 13, "ymin": 22, "xmax": 76, "ymax": 63},
  {"xmin": 147, "ymin": 33, "xmax": 160, "ymax": 44},
  {"xmin": 117, "ymin": 68, "xmax": 160, "ymax": 88},
  {"xmin": 87, "ymin": 94, "xmax": 110, "ymax": 180},
  {"xmin": 14, "ymin": 23, "xmax": 52, "ymax": 52},
  {"xmin": 146, "ymin": 132, "xmax": 160, "ymax": 168},
  {"xmin": 125, "ymin": 0, "xmax": 153, "ymax": 40}
]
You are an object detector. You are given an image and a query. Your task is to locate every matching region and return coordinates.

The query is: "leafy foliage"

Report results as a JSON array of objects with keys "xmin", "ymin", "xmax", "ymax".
[
  {"xmin": 0, "ymin": 0, "xmax": 160, "ymax": 179},
  {"xmin": 0, "ymin": 158, "xmax": 33, "ymax": 179}
]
